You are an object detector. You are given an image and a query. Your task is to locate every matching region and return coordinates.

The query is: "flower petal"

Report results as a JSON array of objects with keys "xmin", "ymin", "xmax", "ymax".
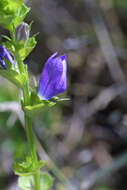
[
  {"xmin": 0, "ymin": 45, "xmax": 15, "ymax": 66},
  {"xmin": 0, "ymin": 56, "xmax": 6, "ymax": 69},
  {"xmin": 38, "ymin": 53, "xmax": 67, "ymax": 100}
]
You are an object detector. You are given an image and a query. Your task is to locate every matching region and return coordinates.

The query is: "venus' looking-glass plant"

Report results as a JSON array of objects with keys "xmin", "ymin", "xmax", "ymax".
[{"xmin": 0, "ymin": 1, "xmax": 67, "ymax": 190}]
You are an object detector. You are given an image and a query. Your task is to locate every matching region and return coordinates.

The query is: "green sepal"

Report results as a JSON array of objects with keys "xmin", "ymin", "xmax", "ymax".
[
  {"xmin": 50, "ymin": 96, "xmax": 70, "ymax": 102},
  {"xmin": 22, "ymin": 92, "xmax": 69, "ymax": 117},
  {"xmin": 23, "ymin": 102, "xmax": 56, "ymax": 117},
  {"xmin": 0, "ymin": 69, "xmax": 26, "ymax": 89},
  {"xmin": 18, "ymin": 172, "xmax": 53, "ymax": 190},
  {"xmin": 13, "ymin": 157, "xmax": 46, "ymax": 176},
  {"xmin": 22, "ymin": 91, "xmax": 56, "ymax": 117}
]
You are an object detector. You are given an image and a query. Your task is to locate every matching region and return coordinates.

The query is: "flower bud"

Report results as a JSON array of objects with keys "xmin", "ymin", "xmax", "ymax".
[{"xmin": 14, "ymin": 22, "xmax": 29, "ymax": 43}]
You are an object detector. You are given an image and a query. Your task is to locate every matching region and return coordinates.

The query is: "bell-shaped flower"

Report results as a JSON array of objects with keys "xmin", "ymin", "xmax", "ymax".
[
  {"xmin": 38, "ymin": 52, "xmax": 67, "ymax": 100},
  {"xmin": 0, "ymin": 45, "xmax": 15, "ymax": 69}
]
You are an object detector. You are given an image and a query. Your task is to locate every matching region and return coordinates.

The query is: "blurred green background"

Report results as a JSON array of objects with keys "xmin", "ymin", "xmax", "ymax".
[{"xmin": 1, "ymin": 0, "xmax": 127, "ymax": 189}]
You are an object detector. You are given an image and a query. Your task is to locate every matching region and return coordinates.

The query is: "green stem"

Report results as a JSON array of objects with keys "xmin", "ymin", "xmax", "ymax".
[
  {"xmin": 24, "ymin": 114, "xmax": 41, "ymax": 190},
  {"xmin": 14, "ymin": 45, "xmax": 41, "ymax": 189},
  {"xmin": 15, "ymin": 52, "xmax": 24, "ymax": 73},
  {"xmin": 22, "ymin": 65, "xmax": 41, "ymax": 190},
  {"xmin": 24, "ymin": 115, "xmax": 37, "ymax": 163}
]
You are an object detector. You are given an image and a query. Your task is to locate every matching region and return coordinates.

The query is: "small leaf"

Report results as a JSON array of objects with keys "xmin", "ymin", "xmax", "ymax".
[
  {"xmin": 17, "ymin": 36, "xmax": 37, "ymax": 60},
  {"xmin": 12, "ymin": 4, "xmax": 30, "ymax": 30},
  {"xmin": 2, "ymin": 35, "xmax": 11, "ymax": 41},
  {"xmin": 0, "ymin": 69, "xmax": 26, "ymax": 89},
  {"xmin": 18, "ymin": 173, "xmax": 53, "ymax": 190},
  {"xmin": 0, "ymin": 0, "xmax": 24, "ymax": 14},
  {"xmin": 18, "ymin": 172, "xmax": 53, "ymax": 190},
  {"xmin": 24, "ymin": 36, "xmax": 37, "ymax": 58},
  {"xmin": 0, "ymin": 4, "xmax": 30, "ymax": 31},
  {"xmin": 0, "ymin": 11, "xmax": 13, "ymax": 30},
  {"xmin": 18, "ymin": 175, "xmax": 34, "ymax": 190},
  {"xmin": 15, "ymin": 35, "xmax": 36, "ymax": 61},
  {"xmin": 40, "ymin": 172, "xmax": 53, "ymax": 190}
]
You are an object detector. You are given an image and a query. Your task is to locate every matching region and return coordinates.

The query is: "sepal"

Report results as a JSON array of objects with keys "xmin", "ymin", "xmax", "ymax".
[
  {"xmin": 22, "ymin": 91, "xmax": 56, "ymax": 117},
  {"xmin": 22, "ymin": 91, "xmax": 69, "ymax": 117}
]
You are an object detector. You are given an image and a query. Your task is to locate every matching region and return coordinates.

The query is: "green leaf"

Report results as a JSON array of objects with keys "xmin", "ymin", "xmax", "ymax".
[
  {"xmin": 2, "ymin": 35, "xmax": 11, "ymax": 41},
  {"xmin": 17, "ymin": 36, "xmax": 37, "ymax": 60},
  {"xmin": 18, "ymin": 175, "xmax": 34, "ymax": 190},
  {"xmin": 40, "ymin": 172, "xmax": 53, "ymax": 190},
  {"xmin": 0, "ymin": 0, "xmax": 24, "ymax": 14},
  {"xmin": 0, "ymin": 69, "xmax": 26, "ymax": 89},
  {"xmin": 0, "ymin": 4, "xmax": 30, "ymax": 31},
  {"xmin": 0, "ymin": 11, "xmax": 13, "ymax": 30},
  {"xmin": 24, "ymin": 37, "xmax": 37, "ymax": 58},
  {"xmin": 11, "ymin": 4, "xmax": 30, "ymax": 29},
  {"xmin": 18, "ymin": 173, "xmax": 53, "ymax": 190}
]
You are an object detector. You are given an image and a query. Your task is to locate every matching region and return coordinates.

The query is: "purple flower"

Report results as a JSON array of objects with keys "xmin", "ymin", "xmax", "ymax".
[
  {"xmin": 38, "ymin": 52, "xmax": 67, "ymax": 100},
  {"xmin": 0, "ymin": 45, "xmax": 15, "ymax": 69}
]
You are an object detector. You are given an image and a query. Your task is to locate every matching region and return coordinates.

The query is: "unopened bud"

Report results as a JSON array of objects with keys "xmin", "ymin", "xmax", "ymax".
[{"xmin": 15, "ymin": 22, "xmax": 29, "ymax": 43}]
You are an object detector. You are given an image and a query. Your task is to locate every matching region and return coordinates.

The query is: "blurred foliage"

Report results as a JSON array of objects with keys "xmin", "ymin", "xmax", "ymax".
[
  {"xmin": 0, "ymin": 80, "xmax": 27, "ymax": 158},
  {"xmin": 114, "ymin": 0, "xmax": 127, "ymax": 11}
]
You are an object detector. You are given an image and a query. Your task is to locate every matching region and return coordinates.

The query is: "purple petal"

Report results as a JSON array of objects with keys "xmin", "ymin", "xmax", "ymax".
[
  {"xmin": 38, "ymin": 53, "xmax": 67, "ymax": 100},
  {"xmin": 0, "ymin": 56, "xmax": 6, "ymax": 69},
  {"xmin": 0, "ymin": 45, "xmax": 15, "ymax": 66}
]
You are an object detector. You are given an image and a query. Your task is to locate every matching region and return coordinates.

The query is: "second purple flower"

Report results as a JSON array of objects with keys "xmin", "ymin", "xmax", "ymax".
[{"xmin": 38, "ymin": 52, "xmax": 67, "ymax": 100}]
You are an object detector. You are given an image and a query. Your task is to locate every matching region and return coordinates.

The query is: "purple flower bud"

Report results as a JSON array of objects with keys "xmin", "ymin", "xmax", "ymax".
[
  {"xmin": 14, "ymin": 22, "xmax": 29, "ymax": 43},
  {"xmin": 38, "ymin": 52, "xmax": 67, "ymax": 100},
  {"xmin": 0, "ymin": 45, "xmax": 15, "ymax": 69}
]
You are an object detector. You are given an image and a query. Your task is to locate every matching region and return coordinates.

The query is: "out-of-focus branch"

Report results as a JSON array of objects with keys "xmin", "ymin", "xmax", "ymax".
[
  {"xmin": 79, "ymin": 84, "xmax": 127, "ymax": 121},
  {"xmin": 0, "ymin": 101, "xmax": 24, "ymax": 125},
  {"xmin": 85, "ymin": 0, "xmax": 125, "ymax": 83}
]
